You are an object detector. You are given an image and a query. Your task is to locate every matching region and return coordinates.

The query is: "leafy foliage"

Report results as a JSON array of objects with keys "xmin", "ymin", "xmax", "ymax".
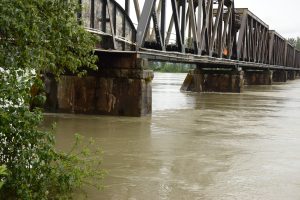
[
  {"xmin": 0, "ymin": 0, "xmax": 104, "ymax": 199},
  {"xmin": 0, "ymin": 165, "xmax": 7, "ymax": 190},
  {"xmin": 288, "ymin": 37, "xmax": 300, "ymax": 50},
  {"xmin": 50, "ymin": 134, "xmax": 106, "ymax": 199},
  {"xmin": 0, "ymin": 0, "xmax": 98, "ymax": 76},
  {"xmin": 149, "ymin": 62, "xmax": 194, "ymax": 73}
]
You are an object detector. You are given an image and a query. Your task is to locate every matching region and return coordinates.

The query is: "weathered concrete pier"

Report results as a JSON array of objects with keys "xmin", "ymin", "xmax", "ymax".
[
  {"xmin": 181, "ymin": 68, "xmax": 244, "ymax": 93},
  {"xmin": 45, "ymin": 52, "xmax": 153, "ymax": 116}
]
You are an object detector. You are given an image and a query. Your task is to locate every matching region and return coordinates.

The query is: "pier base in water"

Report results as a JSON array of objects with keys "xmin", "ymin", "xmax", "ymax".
[
  {"xmin": 273, "ymin": 70, "xmax": 288, "ymax": 82},
  {"xmin": 45, "ymin": 52, "xmax": 153, "ymax": 117},
  {"xmin": 287, "ymin": 70, "xmax": 296, "ymax": 80},
  {"xmin": 244, "ymin": 70, "xmax": 273, "ymax": 85},
  {"xmin": 181, "ymin": 67, "xmax": 244, "ymax": 93}
]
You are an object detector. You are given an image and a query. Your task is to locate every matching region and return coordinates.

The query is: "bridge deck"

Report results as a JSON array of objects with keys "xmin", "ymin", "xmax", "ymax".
[{"xmin": 95, "ymin": 49, "xmax": 300, "ymax": 71}]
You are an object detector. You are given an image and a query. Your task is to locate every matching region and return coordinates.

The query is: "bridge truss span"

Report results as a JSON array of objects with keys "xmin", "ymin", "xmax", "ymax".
[
  {"xmin": 45, "ymin": 0, "xmax": 300, "ymax": 116},
  {"xmin": 80, "ymin": 0, "xmax": 300, "ymax": 70},
  {"xmin": 80, "ymin": 0, "xmax": 137, "ymax": 50}
]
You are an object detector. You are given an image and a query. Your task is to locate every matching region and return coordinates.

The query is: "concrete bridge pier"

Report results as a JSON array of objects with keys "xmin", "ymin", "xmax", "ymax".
[
  {"xmin": 181, "ymin": 66, "xmax": 244, "ymax": 93},
  {"xmin": 287, "ymin": 70, "xmax": 296, "ymax": 80},
  {"xmin": 273, "ymin": 70, "xmax": 288, "ymax": 82},
  {"xmin": 244, "ymin": 70, "xmax": 273, "ymax": 85},
  {"xmin": 45, "ymin": 52, "xmax": 154, "ymax": 117}
]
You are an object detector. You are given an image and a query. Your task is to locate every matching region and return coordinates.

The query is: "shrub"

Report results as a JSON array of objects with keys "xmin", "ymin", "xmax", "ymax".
[
  {"xmin": 0, "ymin": 165, "xmax": 7, "ymax": 190},
  {"xmin": 0, "ymin": 0, "xmax": 104, "ymax": 199}
]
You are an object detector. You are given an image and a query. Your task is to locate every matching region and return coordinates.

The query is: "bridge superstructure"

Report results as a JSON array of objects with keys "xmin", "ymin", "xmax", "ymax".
[
  {"xmin": 81, "ymin": 0, "xmax": 300, "ymax": 69},
  {"xmin": 45, "ymin": 0, "xmax": 300, "ymax": 116}
]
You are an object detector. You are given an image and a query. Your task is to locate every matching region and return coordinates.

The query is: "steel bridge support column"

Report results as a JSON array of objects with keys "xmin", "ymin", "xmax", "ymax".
[
  {"xmin": 181, "ymin": 66, "xmax": 244, "ymax": 93},
  {"xmin": 273, "ymin": 70, "xmax": 288, "ymax": 82},
  {"xmin": 45, "ymin": 52, "xmax": 154, "ymax": 117},
  {"xmin": 244, "ymin": 70, "xmax": 273, "ymax": 85}
]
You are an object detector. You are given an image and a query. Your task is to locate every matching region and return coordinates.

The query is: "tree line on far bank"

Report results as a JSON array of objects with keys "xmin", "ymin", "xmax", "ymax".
[
  {"xmin": 149, "ymin": 62, "xmax": 195, "ymax": 73},
  {"xmin": 288, "ymin": 37, "xmax": 300, "ymax": 50}
]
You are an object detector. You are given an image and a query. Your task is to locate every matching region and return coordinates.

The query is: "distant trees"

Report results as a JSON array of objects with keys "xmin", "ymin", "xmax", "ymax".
[
  {"xmin": 288, "ymin": 37, "xmax": 300, "ymax": 49},
  {"xmin": 0, "ymin": 165, "xmax": 6, "ymax": 190},
  {"xmin": 149, "ymin": 62, "xmax": 194, "ymax": 73}
]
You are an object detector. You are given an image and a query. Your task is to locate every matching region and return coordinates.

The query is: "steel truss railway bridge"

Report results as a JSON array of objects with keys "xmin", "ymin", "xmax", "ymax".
[{"xmin": 46, "ymin": 0, "xmax": 300, "ymax": 116}]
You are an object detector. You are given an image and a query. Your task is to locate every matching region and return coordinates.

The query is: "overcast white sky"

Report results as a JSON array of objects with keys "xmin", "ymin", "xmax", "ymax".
[
  {"xmin": 116, "ymin": 0, "xmax": 300, "ymax": 38},
  {"xmin": 235, "ymin": 0, "xmax": 300, "ymax": 38}
]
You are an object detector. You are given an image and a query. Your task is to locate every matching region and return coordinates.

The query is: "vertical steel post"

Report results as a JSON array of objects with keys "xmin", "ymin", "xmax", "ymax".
[
  {"xmin": 102, "ymin": 0, "xmax": 107, "ymax": 32},
  {"xmin": 133, "ymin": 0, "xmax": 141, "ymax": 20},
  {"xmin": 171, "ymin": 0, "xmax": 184, "ymax": 52},
  {"xmin": 181, "ymin": 0, "xmax": 187, "ymax": 48},
  {"xmin": 161, "ymin": 0, "xmax": 166, "ymax": 46},
  {"xmin": 91, "ymin": 0, "xmax": 95, "ymax": 28},
  {"xmin": 105, "ymin": 0, "xmax": 117, "ymax": 49},
  {"xmin": 125, "ymin": 0, "xmax": 130, "ymax": 15},
  {"xmin": 136, "ymin": 0, "xmax": 156, "ymax": 49},
  {"xmin": 197, "ymin": 0, "xmax": 203, "ymax": 54}
]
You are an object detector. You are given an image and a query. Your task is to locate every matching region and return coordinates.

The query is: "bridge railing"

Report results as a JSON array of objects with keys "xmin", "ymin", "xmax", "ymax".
[
  {"xmin": 136, "ymin": 0, "xmax": 237, "ymax": 58},
  {"xmin": 285, "ymin": 41, "xmax": 295, "ymax": 67},
  {"xmin": 235, "ymin": 8, "xmax": 269, "ymax": 63},
  {"xmin": 294, "ymin": 49, "xmax": 300, "ymax": 68},
  {"xmin": 80, "ymin": 0, "xmax": 137, "ymax": 50},
  {"xmin": 268, "ymin": 31, "xmax": 286, "ymax": 66}
]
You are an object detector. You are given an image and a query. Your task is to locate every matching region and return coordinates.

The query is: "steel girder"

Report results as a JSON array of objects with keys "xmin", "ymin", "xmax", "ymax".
[
  {"xmin": 268, "ymin": 31, "xmax": 286, "ymax": 66},
  {"xmin": 268, "ymin": 30, "xmax": 299, "ymax": 68},
  {"xmin": 81, "ymin": 0, "xmax": 137, "ymax": 50},
  {"xmin": 137, "ymin": 0, "xmax": 235, "ymax": 58},
  {"xmin": 79, "ymin": 0, "xmax": 300, "ymax": 69},
  {"xmin": 294, "ymin": 50, "xmax": 300, "ymax": 68},
  {"xmin": 235, "ymin": 8, "xmax": 269, "ymax": 63},
  {"xmin": 286, "ymin": 42, "xmax": 295, "ymax": 67},
  {"xmin": 136, "ymin": 0, "xmax": 236, "ymax": 57}
]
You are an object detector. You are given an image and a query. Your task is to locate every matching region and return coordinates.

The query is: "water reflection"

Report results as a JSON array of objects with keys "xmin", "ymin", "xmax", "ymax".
[{"xmin": 45, "ymin": 73, "xmax": 300, "ymax": 200}]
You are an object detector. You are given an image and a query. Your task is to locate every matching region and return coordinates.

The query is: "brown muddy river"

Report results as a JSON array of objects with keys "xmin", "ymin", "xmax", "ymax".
[{"xmin": 45, "ymin": 73, "xmax": 300, "ymax": 200}]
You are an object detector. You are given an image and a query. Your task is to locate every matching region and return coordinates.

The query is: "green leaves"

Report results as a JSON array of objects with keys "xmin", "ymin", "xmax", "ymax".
[
  {"xmin": 49, "ymin": 134, "xmax": 106, "ymax": 199},
  {"xmin": 0, "ymin": 165, "xmax": 7, "ymax": 190},
  {"xmin": 0, "ymin": 0, "xmax": 103, "ymax": 199},
  {"xmin": 288, "ymin": 37, "xmax": 300, "ymax": 50},
  {"xmin": 0, "ymin": 0, "xmax": 98, "ymax": 75}
]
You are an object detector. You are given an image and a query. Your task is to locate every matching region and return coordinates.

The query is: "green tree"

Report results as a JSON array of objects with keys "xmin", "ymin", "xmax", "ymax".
[
  {"xmin": 0, "ymin": 165, "xmax": 7, "ymax": 190},
  {"xmin": 0, "ymin": 0, "xmax": 104, "ymax": 199},
  {"xmin": 149, "ymin": 62, "xmax": 194, "ymax": 73},
  {"xmin": 288, "ymin": 38, "xmax": 296, "ymax": 46},
  {"xmin": 288, "ymin": 37, "xmax": 300, "ymax": 50},
  {"xmin": 296, "ymin": 37, "xmax": 300, "ymax": 50}
]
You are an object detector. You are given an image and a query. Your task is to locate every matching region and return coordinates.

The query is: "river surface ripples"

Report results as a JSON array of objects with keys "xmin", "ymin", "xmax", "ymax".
[{"xmin": 45, "ymin": 73, "xmax": 300, "ymax": 200}]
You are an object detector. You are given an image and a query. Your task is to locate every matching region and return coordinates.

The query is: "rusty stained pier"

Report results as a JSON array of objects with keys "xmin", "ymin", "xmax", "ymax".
[{"xmin": 45, "ymin": 0, "xmax": 300, "ymax": 116}]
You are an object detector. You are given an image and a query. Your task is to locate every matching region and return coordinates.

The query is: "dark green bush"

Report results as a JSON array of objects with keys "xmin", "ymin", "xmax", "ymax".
[
  {"xmin": 0, "ymin": 165, "xmax": 7, "ymax": 190},
  {"xmin": 0, "ymin": 0, "xmax": 104, "ymax": 199}
]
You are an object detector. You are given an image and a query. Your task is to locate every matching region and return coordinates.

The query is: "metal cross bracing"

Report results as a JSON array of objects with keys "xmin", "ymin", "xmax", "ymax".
[
  {"xmin": 286, "ymin": 42, "xmax": 296, "ymax": 67},
  {"xmin": 80, "ymin": 0, "xmax": 137, "ymax": 50},
  {"xmin": 80, "ymin": 0, "xmax": 300, "ymax": 70},
  {"xmin": 294, "ymin": 49, "xmax": 300, "ymax": 69},
  {"xmin": 269, "ymin": 30, "xmax": 286, "ymax": 67},
  {"xmin": 235, "ymin": 8, "xmax": 269, "ymax": 63}
]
